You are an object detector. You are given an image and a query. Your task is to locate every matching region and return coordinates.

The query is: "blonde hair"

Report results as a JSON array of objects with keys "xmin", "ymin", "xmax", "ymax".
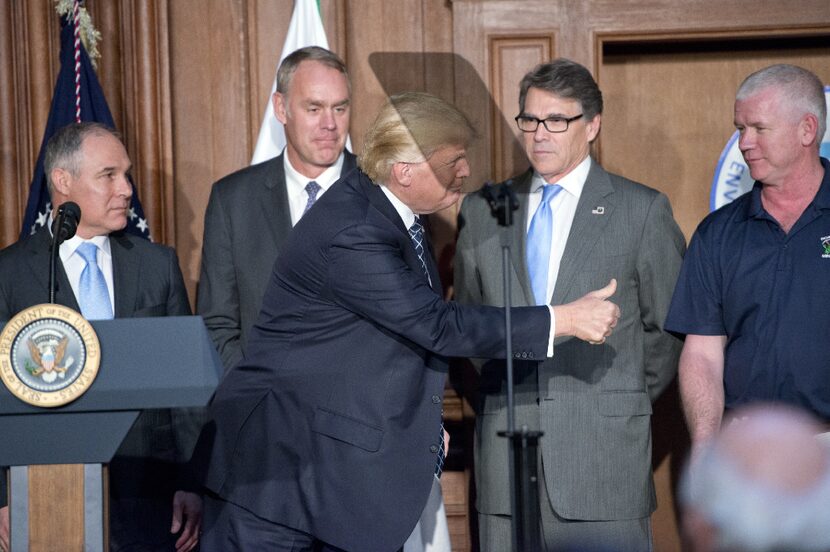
[{"xmin": 359, "ymin": 92, "xmax": 477, "ymax": 183}]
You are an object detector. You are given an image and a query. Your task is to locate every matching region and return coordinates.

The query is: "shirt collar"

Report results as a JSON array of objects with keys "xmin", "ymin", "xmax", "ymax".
[
  {"xmin": 530, "ymin": 155, "xmax": 592, "ymax": 199},
  {"xmin": 283, "ymin": 149, "xmax": 345, "ymax": 191},
  {"xmin": 379, "ymin": 184, "xmax": 417, "ymax": 229},
  {"xmin": 64, "ymin": 234, "xmax": 112, "ymax": 260},
  {"xmin": 47, "ymin": 212, "xmax": 112, "ymax": 258},
  {"xmin": 812, "ymin": 157, "xmax": 830, "ymax": 209}
]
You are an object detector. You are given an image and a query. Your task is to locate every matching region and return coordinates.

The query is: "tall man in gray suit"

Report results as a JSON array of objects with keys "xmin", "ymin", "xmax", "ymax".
[
  {"xmin": 0, "ymin": 122, "xmax": 202, "ymax": 552},
  {"xmin": 197, "ymin": 46, "xmax": 356, "ymax": 371},
  {"xmin": 455, "ymin": 59, "xmax": 685, "ymax": 551}
]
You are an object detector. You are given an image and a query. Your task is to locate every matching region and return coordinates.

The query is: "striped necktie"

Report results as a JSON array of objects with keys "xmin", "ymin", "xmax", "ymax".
[
  {"xmin": 407, "ymin": 217, "xmax": 432, "ymax": 288},
  {"xmin": 303, "ymin": 180, "xmax": 321, "ymax": 216},
  {"xmin": 408, "ymin": 217, "xmax": 444, "ymax": 476}
]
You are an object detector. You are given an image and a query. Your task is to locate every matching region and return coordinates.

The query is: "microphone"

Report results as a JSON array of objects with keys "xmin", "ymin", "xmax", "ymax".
[
  {"xmin": 52, "ymin": 201, "xmax": 81, "ymax": 245},
  {"xmin": 480, "ymin": 179, "xmax": 518, "ymax": 228},
  {"xmin": 49, "ymin": 201, "xmax": 82, "ymax": 304}
]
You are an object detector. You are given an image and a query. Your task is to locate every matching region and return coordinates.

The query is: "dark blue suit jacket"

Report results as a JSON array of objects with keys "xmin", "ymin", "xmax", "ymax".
[{"xmin": 196, "ymin": 168, "xmax": 550, "ymax": 551}]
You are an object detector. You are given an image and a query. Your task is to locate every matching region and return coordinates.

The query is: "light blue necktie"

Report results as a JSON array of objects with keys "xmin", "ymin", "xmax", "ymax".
[
  {"xmin": 77, "ymin": 242, "xmax": 114, "ymax": 320},
  {"xmin": 408, "ymin": 217, "xmax": 444, "ymax": 476},
  {"xmin": 303, "ymin": 181, "xmax": 321, "ymax": 216},
  {"xmin": 526, "ymin": 184, "xmax": 563, "ymax": 305}
]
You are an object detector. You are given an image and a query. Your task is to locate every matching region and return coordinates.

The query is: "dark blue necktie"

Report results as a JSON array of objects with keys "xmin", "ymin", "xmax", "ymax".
[
  {"xmin": 408, "ymin": 217, "xmax": 444, "ymax": 476},
  {"xmin": 303, "ymin": 181, "xmax": 321, "ymax": 216},
  {"xmin": 407, "ymin": 217, "xmax": 432, "ymax": 288}
]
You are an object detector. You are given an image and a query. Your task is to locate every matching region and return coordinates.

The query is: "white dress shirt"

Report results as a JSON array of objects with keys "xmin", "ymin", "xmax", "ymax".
[
  {"xmin": 284, "ymin": 150, "xmax": 345, "ymax": 226},
  {"xmin": 525, "ymin": 155, "xmax": 591, "ymax": 304},
  {"xmin": 58, "ymin": 232, "xmax": 116, "ymax": 311}
]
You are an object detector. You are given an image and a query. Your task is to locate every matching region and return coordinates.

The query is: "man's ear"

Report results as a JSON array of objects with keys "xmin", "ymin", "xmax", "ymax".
[
  {"xmin": 50, "ymin": 168, "xmax": 72, "ymax": 197},
  {"xmin": 391, "ymin": 162, "xmax": 413, "ymax": 187},
  {"xmin": 586, "ymin": 113, "xmax": 601, "ymax": 143},
  {"xmin": 273, "ymin": 92, "xmax": 288, "ymax": 125},
  {"xmin": 799, "ymin": 113, "xmax": 819, "ymax": 148}
]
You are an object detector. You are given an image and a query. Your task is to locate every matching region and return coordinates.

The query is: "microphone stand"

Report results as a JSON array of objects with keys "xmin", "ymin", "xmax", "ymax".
[
  {"xmin": 49, "ymin": 207, "xmax": 69, "ymax": 304},
  {"xmin": 481, "ymin": 181, "xmax": 543, "ymax": 552},
  {"xmin": 48, "ymin": 202, "xmax": 80, "ymax": 304}
]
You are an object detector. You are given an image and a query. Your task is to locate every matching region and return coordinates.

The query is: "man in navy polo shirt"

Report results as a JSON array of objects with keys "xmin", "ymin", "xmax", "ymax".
[{"xmin": 666, "ymin": 64, "xmax": 830, "ymax": 454}]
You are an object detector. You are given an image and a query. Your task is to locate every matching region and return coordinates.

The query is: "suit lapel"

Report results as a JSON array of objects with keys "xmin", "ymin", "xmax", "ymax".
[
  {"xmin": 25, "ymin": 229, "xmax": 80, "ymax": 310},
  {"xmin": 260, "ymin": 155, "xmax": 293, "ymax": 250},
  {"xmin": 360, "ymin": 172, "xmax": 442, "ymax": 294},
  {"xmin": 551, "ymin": 162, "xmax": 616, "ymax": 304},
  {"xmin": 421, "ymin": 219, "xmax": 444, "ymax": 297},
  {"xmin": 110, "ymin": 232, "xmax": 139, "ymax": 317},
  {"xmin": 510, "ymin": 171, "xmax": 535, "ymax": 306},
  {"xmin": 364, "ymin": 172, "xmax": 409, "ymax": 235},
  {"xmin": 263, "ymin": 151, "xmax": 357, "ymax": 250}
]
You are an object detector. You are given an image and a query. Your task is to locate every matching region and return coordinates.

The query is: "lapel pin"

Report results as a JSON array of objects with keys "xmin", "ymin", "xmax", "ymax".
[{"xmin": 591, "ymin": 206, "xmax": 605, "ymax": 215}]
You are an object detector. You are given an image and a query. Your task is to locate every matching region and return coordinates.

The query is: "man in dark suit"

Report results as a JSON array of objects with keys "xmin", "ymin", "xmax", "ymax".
[
  {"xmin": 197, "ymin": 46, "xmax": 356, "ymax": 371},
  {"xmin": 195, "ymin": 92, "xmax": 622, "ymax": 551},
  {"xmin": 454, "ymin": 59, "xmax": 685, "ymax": 550},
  {"xmin": 0, "ymin": 122, "xmax": 201, "ymax": 552}
]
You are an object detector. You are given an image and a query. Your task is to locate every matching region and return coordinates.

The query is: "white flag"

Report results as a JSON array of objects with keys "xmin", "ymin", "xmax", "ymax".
[{"xmin": 250, "ymin": 0, "xmax": 330, "ymax": 165}]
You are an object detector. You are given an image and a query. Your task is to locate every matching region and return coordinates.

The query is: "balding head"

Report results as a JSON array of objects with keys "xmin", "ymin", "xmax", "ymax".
[
  {"xmin": 680, "ymin": 404, "xmax": 830, "ymax": 552},
  {"xmin": 719, "ymin": 405, "xmax": 827, "ymax": 492}
]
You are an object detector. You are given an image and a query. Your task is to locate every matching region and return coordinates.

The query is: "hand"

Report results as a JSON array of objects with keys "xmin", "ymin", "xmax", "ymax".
[
  {"xmin": 443, "ymin": 427, "xmax": 450, "ymax": 457},
  {"xmin": 554, "ymin": 279, "xmax": 620, "ymax": 344},
  {"xmin": 0, "ymin": 506, "xmax": 8, "ymax": 552},
  {"xmin": 171, "ymin": 491, "xmax": 202, "ymax": 552}
]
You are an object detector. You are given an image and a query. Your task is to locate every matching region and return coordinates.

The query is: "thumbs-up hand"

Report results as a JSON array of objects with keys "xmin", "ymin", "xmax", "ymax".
[{"xmin": 553, "ymin": 279, "xmax": 620, "ymax": 344}]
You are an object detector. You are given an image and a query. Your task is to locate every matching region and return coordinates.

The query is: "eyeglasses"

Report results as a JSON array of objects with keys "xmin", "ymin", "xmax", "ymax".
[{"xmin": 514, "ymin": 113, "xmax": 584, "ymax": 133}]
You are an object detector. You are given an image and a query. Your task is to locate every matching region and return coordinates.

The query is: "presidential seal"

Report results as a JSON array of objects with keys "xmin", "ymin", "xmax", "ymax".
[
  {"xmin": 0, "ymin": 304, "xmax": 100, "ymax": 407},
  {"xmin": 711, "ymin": 85, "xmax": 830, "ymax": 211}
]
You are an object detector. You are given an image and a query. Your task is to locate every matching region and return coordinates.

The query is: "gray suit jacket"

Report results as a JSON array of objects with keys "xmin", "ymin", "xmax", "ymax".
[
  {"xmin": 0, "ymin": 227, "xmax": 195, "ymax": 546},
  {"xmin": 455, "ymin": 161, "xmax": 685, "ymax": 520},
  {"xmin": 196, "ymin": 151, "xmax": 357, "ymax": 370}
]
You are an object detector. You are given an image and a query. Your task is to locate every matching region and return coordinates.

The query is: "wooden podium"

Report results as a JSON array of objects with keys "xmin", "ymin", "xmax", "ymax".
[{"xmin": 0, "ymin": 316, "xmax": 221, "ymax": 551}]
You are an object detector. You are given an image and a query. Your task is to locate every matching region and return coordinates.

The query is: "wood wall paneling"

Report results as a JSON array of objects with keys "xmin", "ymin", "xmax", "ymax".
[
  {"xmin": 0, "ymin": 2, "xmax": 23, "ymax": 243},
  {"xmin": 88, "ymin": 1, "xmax": 175, "ymax": 245},
  {"xmin": 598, "ymin": 30, "xmax": 830, "ymax": 238},
  {"xmin": 90, "ymin": 1, "xmax": 125, "ymax": 136},
  {"xmin": 488, "ymin": 34, "xmax": 555, "ymax": 182},
  {"xmin": 0, "ymin": 1, "xmax": 59, "ymax": 247},
  {"xmin": 169, "ymin": 0, "xmax": 253, "ymax": 303},
  {"xmin": 246, "ymin": 0, "xmax": 291, "ymax": 150},
  {"xmin": 29, "ymin": 465, "xmax": 86, "ymax": 549}
]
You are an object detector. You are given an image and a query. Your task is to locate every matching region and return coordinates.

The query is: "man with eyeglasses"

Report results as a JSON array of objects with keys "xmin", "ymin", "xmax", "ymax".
[{"xmin": 455, "ymin": 58, "xmax": 685, "ymax": 550}]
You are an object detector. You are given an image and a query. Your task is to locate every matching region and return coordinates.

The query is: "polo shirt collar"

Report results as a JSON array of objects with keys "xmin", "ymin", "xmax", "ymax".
[{"xmin": 811, "ymin": 157, "xmax": 830, "ymax": 210}]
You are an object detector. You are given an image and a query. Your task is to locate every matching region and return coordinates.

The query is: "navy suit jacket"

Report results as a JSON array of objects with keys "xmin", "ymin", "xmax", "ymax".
[{"xmin": 196, "ymin": 168, "xmax": 550, "ymax": 551}]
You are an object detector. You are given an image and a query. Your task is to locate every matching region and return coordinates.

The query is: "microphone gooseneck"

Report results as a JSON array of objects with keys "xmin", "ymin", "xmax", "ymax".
[{"xmin": 49, "ymin": 202, "xmax": 82, "ymax": 304}]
